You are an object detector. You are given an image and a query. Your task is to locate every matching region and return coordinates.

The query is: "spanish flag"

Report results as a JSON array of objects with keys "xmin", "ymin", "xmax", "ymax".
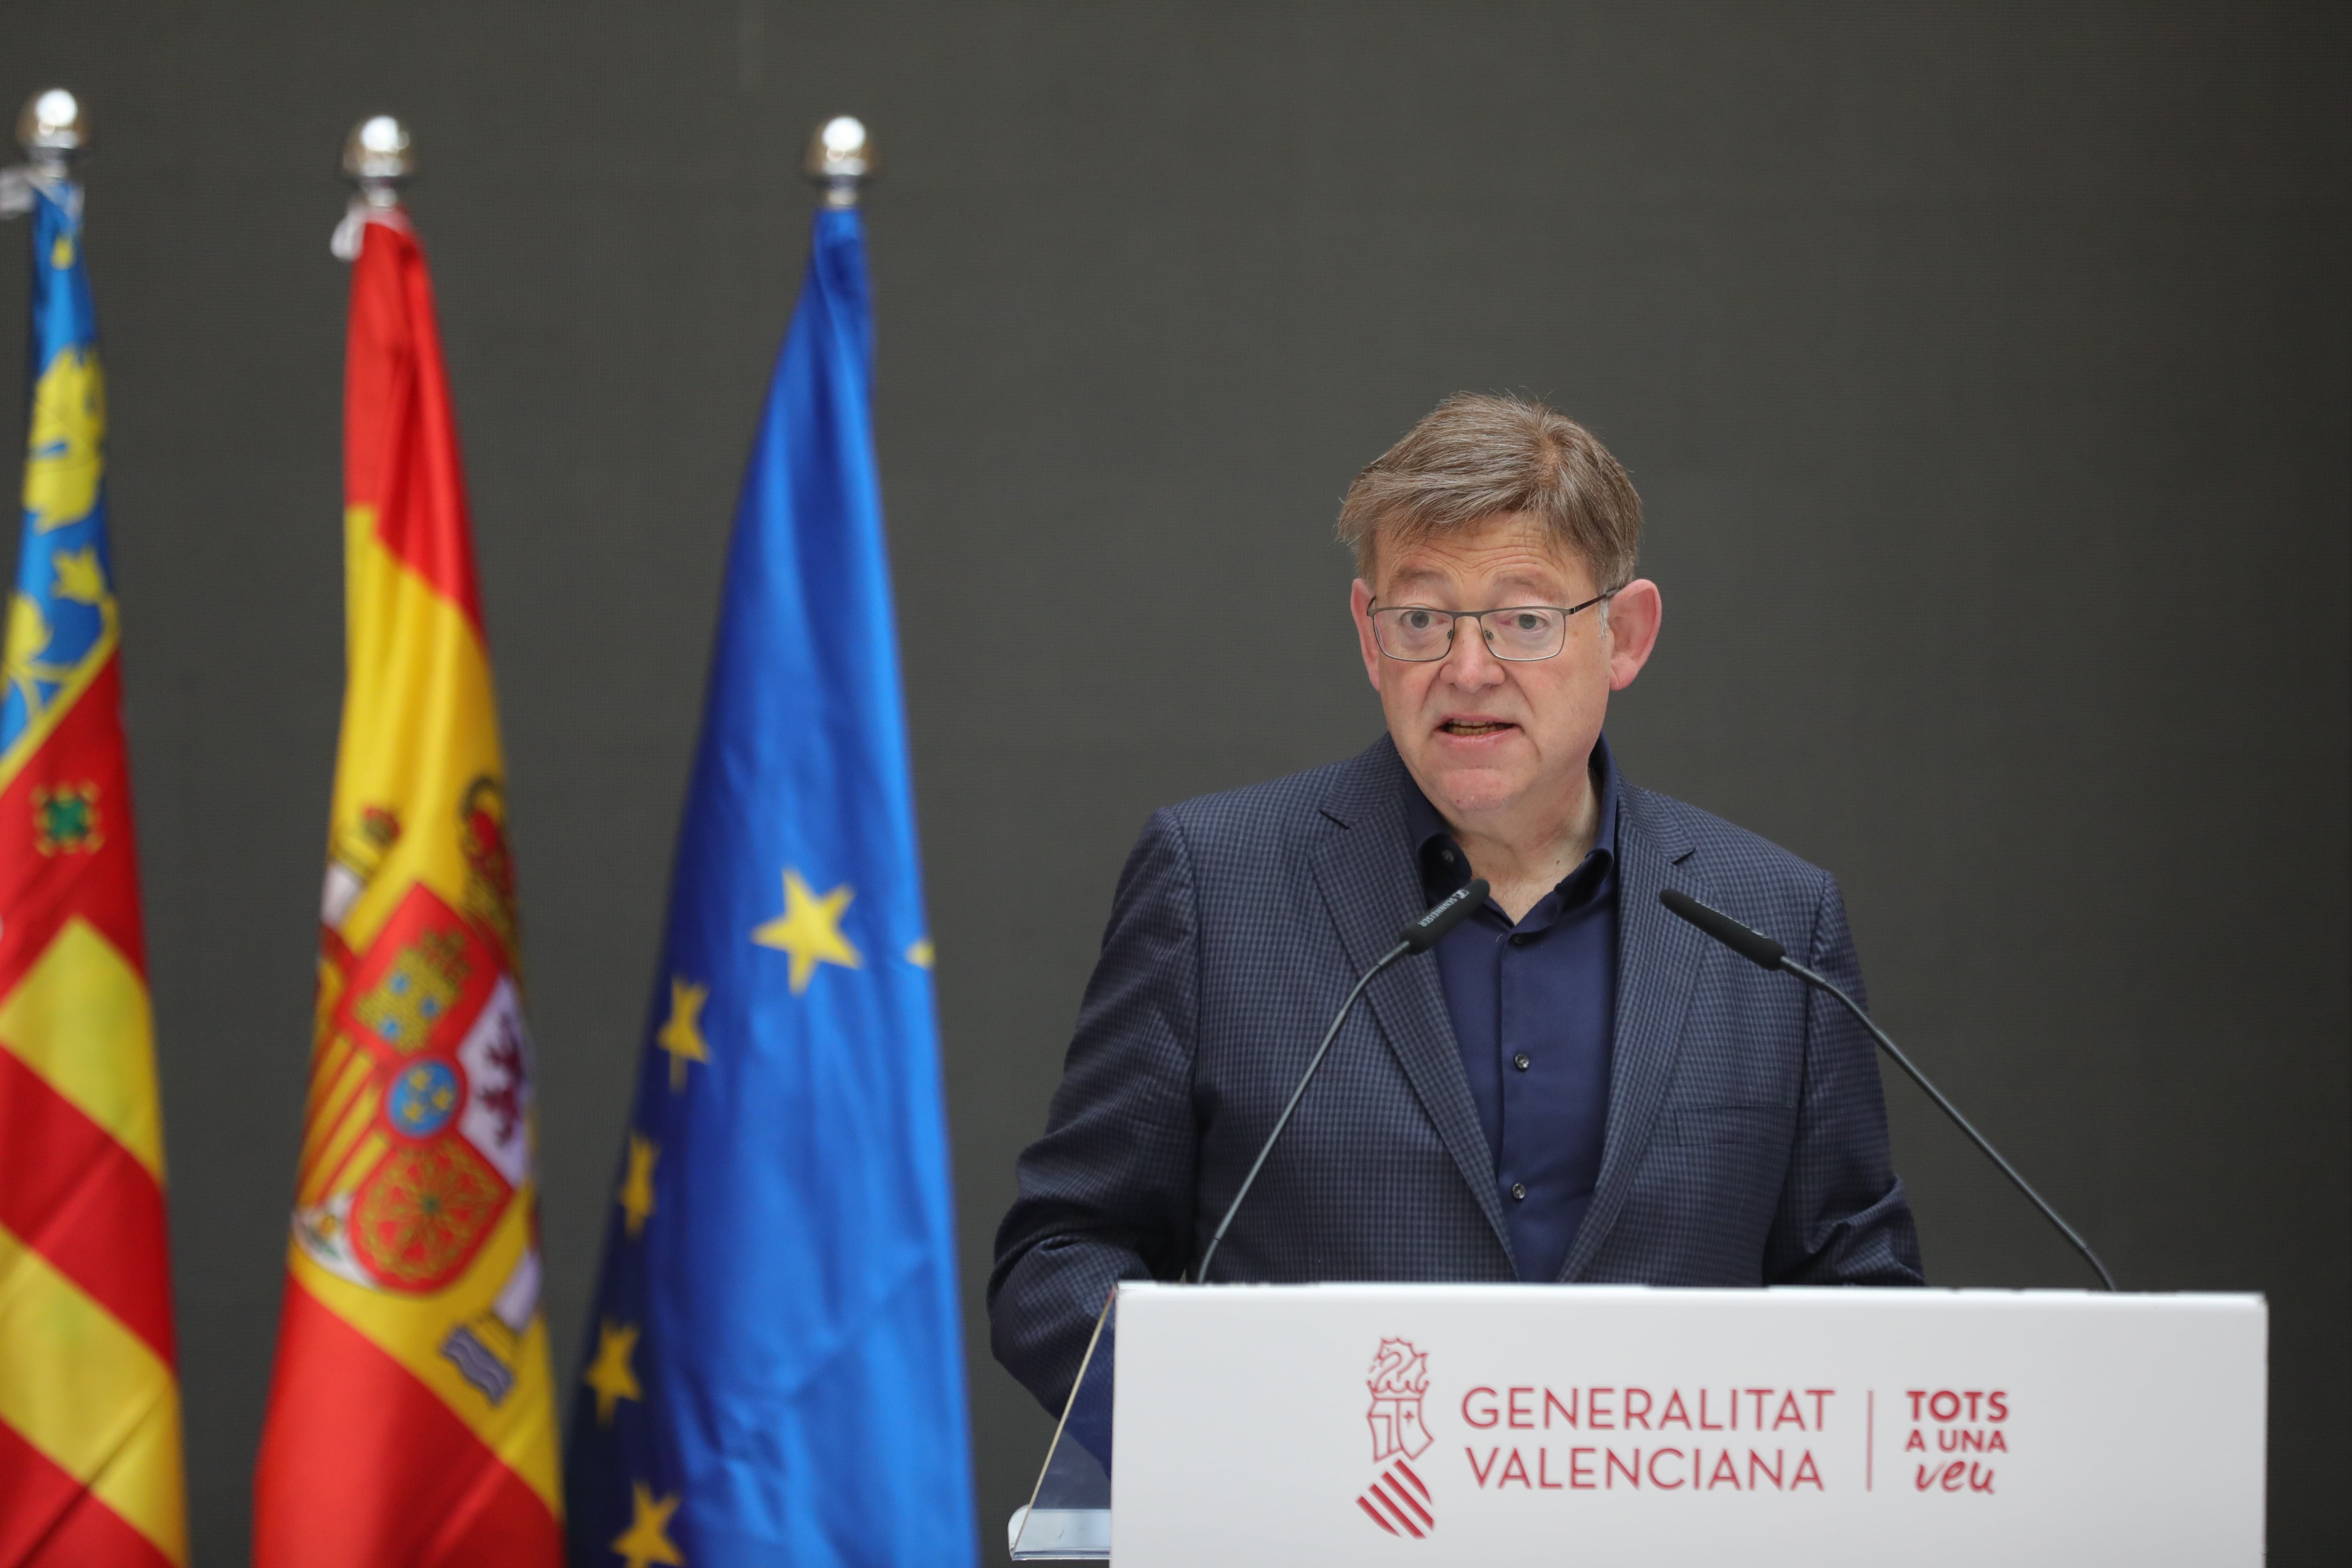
[
  {"xmin": 253, "ymin": 200, "xmax": 561, "ymax": 1567},
  {"xmin": 0, "ymin": 167, "xmax": 186, "ymax": 1567}
]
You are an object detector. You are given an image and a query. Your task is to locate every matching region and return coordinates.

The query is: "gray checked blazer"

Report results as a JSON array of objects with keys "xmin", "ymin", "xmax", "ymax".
[{"xmin": 989, "ymin": 736, "xmax": 1923, "ymax": 1414}]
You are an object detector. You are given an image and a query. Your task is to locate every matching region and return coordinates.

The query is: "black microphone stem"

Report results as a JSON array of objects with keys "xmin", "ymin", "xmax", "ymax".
[
  {"xmin": 1191, "ymin": 939, "xmax": 1409, "ymax": 1285},
  {"xmin": 1780, "ymin": 956, "xmax": 2118, "ymax": 1293}
]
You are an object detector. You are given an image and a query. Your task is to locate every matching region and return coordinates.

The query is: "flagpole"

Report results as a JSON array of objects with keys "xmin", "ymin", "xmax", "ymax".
[
  {"xmin": 330, "ymin": 115, "xmax": 412, "ymax": 261},
  {"xmin": 2, "ymin": 78, "xmax": 192, "ymax": 1568},
  {"xmin": 17, "ymin": 88, "xmax": 84, "ymax": 179},
  {"xmin": 4, "ymin": 88, "xmax": 84, "ymax": 217},
  {"xmin": 804, "ymin": 114, "xmax": 877, "ymax": 207},
  {"xmin": 343, "ymin": 114, "xmax": 413, "ymax": 205},
  {"xmin": 565, "ymin": 103, "xmax": 977, "ymax": 1567},
  {"xmin": 262, "ymin": 101, "xmax": 563, "ymax": 1568}
]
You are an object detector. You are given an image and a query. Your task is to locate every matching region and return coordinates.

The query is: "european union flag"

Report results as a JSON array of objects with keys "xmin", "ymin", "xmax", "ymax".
[{"xmin": 567, "ymin": 204, "xmax": 975, "ymax": 1567}]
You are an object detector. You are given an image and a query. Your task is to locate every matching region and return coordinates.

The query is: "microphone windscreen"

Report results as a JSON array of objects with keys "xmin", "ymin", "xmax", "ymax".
[
  {"xmin": 1660, "ymin": 887, "xmax": 1788, "ymax": 970},
  {"xmin": 1401, "ymin": 878, "xmax": 1490, "ymax": 953}
]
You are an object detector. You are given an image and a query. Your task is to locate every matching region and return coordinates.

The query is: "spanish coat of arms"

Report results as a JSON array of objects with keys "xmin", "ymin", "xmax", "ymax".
[
  {"xmin": 294, "ymin": 881, "xmax": 533, "ymax": 1296},
  {"xmin": 292, "ymin": 782, "xmax": 542, "ymax": 1402}
]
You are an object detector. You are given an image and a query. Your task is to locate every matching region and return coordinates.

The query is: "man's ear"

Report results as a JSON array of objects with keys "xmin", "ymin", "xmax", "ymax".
[
  {"xmin": 1605, "ymin": 579, "xmax": 1662, "ymax": 691},
  {"xmin": 1350, "ymin": 577, "xmax": 1384, "ymax": 692}
]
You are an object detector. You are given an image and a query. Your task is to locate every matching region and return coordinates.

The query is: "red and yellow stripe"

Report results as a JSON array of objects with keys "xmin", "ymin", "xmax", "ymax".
[{"xmin": 0, "ymin": 636, "xmax": 184, "ymax": 1567}]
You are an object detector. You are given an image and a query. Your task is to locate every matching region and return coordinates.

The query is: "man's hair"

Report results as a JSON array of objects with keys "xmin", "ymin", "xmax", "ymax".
[{"xmin": 1336, "ymin": 393, "xmax": 1642, "ymax": 591}]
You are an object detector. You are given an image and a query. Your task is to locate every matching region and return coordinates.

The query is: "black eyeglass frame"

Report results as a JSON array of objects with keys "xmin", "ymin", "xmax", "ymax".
[{"xmin": 1367, "ymin": 590, "xmax": 1618, "ymax": 663}]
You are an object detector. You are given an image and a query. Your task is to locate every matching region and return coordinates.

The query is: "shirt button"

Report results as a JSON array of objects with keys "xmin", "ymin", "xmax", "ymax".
[
  {"xmin": 1441, "ymin": 849, "xmax": 1456, "ymax": 864},
  {"xmin": 1513, "ymin": 1053, "xmax": 1531, "ymax": 1072},
  {"xmin": 1509, "ymin": 932, "xmax": 1532, "ymax": 947},
  {"xmin": 1510, "ymin": 1182, "xmax": 1528, "ymax": 1202}
]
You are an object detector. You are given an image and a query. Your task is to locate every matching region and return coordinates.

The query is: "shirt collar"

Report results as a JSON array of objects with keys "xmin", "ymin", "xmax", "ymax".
[{"xmin": 1405, "ymin": 734, "xmax": 1621, "ymax": 900}]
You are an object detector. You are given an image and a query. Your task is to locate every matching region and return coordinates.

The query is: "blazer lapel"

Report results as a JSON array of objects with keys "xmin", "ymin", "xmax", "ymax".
[
  {"xmin": 1559, "ymin": 782, "xmax": 1706, "ymax": 1281},
  {"xmin": 1309, "ymin": 741, "xmax": 1516, "ymax": 1265}
]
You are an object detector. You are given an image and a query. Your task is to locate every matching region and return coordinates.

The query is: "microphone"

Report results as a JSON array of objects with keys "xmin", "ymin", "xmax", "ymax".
[
  {"xmin": 1659, "ymin": 888, "xmax": 2117, "ymax": 1291},
  {"xmin": 1191, "ymin": 878, "xmax": 1489, "ymax": 1283},
  {"xmin": 1401, "ymin": 877, "xmax": 1491, "ymax": 952}
]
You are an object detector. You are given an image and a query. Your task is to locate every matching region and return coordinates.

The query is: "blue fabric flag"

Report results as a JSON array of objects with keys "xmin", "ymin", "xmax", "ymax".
[
  {"xmin": 7, "ymin": 176, "xmax": 113, "ymax": 752},
  {"xmin": 566, "ymin": 207, "xmax": 975, "ymax": 1568}
]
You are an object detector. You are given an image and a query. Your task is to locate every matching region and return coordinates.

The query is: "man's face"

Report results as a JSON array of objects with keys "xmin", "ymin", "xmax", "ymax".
[{"xmin": 1350, "ymin": 513, "xmax": 1660, "ymax": 827}]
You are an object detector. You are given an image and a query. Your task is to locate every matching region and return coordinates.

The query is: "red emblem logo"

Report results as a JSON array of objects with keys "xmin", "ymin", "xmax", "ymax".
[{"xmin": 1358, "ymin": 1338, "xmax": 1436, "ymax": 1537}]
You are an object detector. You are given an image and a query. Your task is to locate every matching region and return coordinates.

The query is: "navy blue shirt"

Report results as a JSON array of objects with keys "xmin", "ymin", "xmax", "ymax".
[{"xmin": 1405, "ymin": 740, "xmax": 1620, "ymax": 1283}]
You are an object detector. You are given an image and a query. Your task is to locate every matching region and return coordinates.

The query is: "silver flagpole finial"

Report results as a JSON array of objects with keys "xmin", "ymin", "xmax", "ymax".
[
  {"xmin": 17, "ymin": 89, "xmax": 85, "ymax": 177},
  {"xmin": 343, "ymin": 115, "xmax": 414, "ymax": 207},
  {"xmin": 804, "ymin": 117, "xmax": 876, "ymax": 208}
]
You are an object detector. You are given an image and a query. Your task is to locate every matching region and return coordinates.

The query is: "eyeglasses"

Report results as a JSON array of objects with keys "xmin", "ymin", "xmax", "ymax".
[{"xmin": 1368, "ymin": 592, "xmax": 1615, "ymax": 662}]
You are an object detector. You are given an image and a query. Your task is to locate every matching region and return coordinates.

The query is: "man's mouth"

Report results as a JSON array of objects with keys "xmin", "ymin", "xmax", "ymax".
[{"xmin": 1438, "ymin": 719, "xmax": 1517, "ymax": 737}]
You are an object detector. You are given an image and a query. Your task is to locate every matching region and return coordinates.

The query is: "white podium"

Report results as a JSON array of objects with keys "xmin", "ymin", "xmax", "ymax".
[{"xmin": 1010, "ymin": 1282, "xmax": 2265, "ymax": 1565}]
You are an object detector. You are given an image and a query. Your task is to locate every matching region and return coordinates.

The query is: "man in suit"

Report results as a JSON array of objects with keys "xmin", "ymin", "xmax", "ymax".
[{"xmin": 990, "ymin": 393, "xmax": 1923, "ymax": 1416}]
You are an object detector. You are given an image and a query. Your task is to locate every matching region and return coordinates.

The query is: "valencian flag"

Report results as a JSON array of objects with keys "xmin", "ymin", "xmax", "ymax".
[
  {"xmin": 252, "ymin": 199, "xmax": 562, "ymax": 1566},
  {"xmin": 0, "ymin": 158, "xmax": 186, "ymax": 1568},
  {"xmin": 564, "ymin": 203, "xmax": 976, "ymax": 1564}
]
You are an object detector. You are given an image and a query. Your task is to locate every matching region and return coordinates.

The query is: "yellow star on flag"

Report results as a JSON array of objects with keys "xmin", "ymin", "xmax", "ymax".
[
  {"xmin": 581, "ymin": 1319, "xmax": 644, "ymax": 1426},
  {"xmin": 906, "ymin": 936, "xmax": 934, "ymax": 969},
  {"xmin": 618, "ymin": 1131, "xmax": 658, "ymax": 1239},
  {"xmin": 751, "ymin": 869, "xmax": 862, "ymax": 994},
  {"xmin": 657, "ymin": 977, "xmax": 710, "ymax": 1090},
  {"xmin": 612, "ymin": 1482, "xmax": 684, "ymax": 1568}
]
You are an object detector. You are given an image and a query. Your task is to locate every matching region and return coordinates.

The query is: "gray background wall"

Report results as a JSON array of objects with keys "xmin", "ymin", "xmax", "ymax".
[{"xmin": 4, "ymin": 1, "xmax": 2345, "ymax": 1561}]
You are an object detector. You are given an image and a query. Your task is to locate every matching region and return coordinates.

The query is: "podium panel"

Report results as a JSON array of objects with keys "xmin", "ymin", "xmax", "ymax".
[{"xmin": 1106, "ymin": 1283, "xmax": 2264, "ymax": 1566}]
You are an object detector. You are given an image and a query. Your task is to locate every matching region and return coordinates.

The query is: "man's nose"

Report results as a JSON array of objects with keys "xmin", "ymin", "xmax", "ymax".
[{"xmin": 1441, "ymin": 616, "xmax": 1505, "ymax": 687}]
